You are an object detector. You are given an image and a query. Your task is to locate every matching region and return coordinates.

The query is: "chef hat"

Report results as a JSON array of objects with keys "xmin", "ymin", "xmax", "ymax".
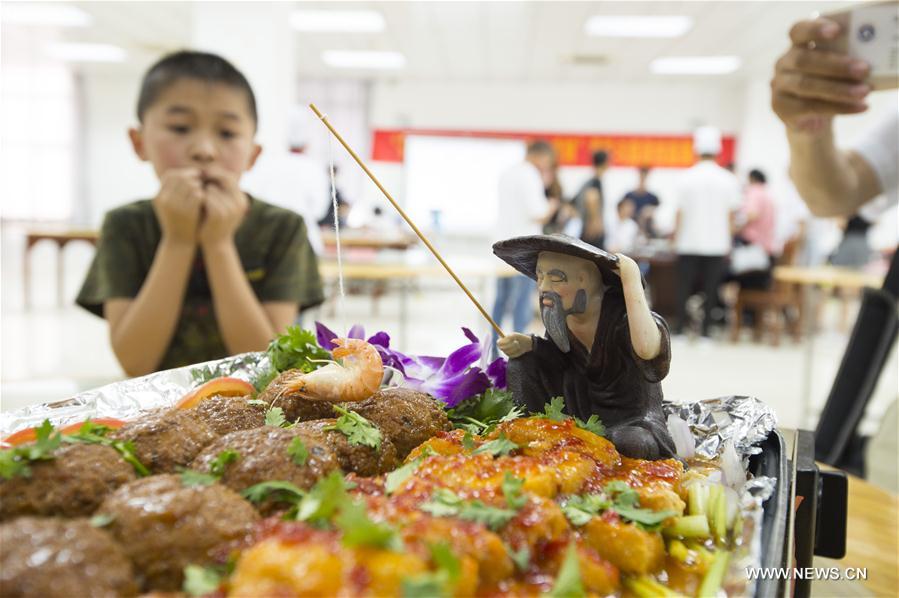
[{"xmin": 693, "ymin": 126, "xmax": 722, "ymax": 156}]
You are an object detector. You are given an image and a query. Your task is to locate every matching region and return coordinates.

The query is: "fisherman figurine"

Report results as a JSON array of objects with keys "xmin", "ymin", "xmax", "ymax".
[{"xmin": 493, "ymin": 234, "xmax": 676, "ymax": 460}]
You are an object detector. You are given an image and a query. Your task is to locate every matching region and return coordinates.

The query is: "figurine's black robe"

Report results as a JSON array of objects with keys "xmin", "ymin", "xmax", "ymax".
[{"xmin": 507, "ymin": 291, "xmax": 676, "ymax": 460}]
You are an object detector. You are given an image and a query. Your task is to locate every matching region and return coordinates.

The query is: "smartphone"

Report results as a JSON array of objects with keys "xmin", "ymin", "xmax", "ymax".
[{"xmin": 825, "ymin": 0, "xmax": 899, "ymax": 89}]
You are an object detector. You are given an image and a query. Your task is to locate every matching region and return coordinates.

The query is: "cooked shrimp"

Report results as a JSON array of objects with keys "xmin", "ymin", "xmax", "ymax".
[{"xmin": 277, "ymin": 338, "xmax": 383, "ymax": 403}]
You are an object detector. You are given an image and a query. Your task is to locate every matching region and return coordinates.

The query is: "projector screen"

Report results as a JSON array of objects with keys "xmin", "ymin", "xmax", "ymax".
[{"xmin": 404, "ymin": 135, "xmax": 525, "ymax": 234}]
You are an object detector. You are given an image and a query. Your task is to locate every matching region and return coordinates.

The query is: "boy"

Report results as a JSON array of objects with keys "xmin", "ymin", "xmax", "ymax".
[{"xmin": 77, "ymin": 51, "xmax": 324, "ymax": 377}]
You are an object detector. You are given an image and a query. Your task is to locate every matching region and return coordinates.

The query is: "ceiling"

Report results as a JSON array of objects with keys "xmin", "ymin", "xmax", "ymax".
[{"xmin": 8, "ymin": 1, "xmax": 855, "ymax": 82}]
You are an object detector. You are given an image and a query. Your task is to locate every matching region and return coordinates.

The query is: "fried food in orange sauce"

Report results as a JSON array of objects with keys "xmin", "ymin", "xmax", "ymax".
[{"xmin": 227, "ymin": 416, "xmax": 698, "ymax": 597}]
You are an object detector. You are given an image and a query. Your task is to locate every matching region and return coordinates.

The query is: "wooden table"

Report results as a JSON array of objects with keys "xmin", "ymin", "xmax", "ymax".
[
  {"xmin": 320, "ymin": 230, "xmax": 418, "ymax": 252},
  {"xmin": 773, "ymin": 266, "xmax": 885, "ymax": 428},
  {"xmin": 814, "ymin": 474, "xmax": 898, "ymax": 596},
  {"xmin": 318, "ymin": 260, "xmax": 517, "ymax": 346},
  {"xmin": 24, "ymin": 228, "xmax": 99, "ymax": 307}
]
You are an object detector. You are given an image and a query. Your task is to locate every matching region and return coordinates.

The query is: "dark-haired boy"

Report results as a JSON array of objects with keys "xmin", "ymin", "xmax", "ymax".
[{"xmin": 77, "ymin": 51, "xmax": 323, "ymax": 376}]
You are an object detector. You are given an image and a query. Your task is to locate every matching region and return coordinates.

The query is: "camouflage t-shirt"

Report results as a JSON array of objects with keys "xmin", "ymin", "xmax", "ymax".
[{"xmin": 76, "ymin": 196, "xmax": 324, "ymax": 371}]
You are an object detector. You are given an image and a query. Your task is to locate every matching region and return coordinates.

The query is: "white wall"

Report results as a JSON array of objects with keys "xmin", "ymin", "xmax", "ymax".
[
  {"xmin": 362, "ymin": 79, "xmax": 745, "ymax": 236},
  {"xmin": 82, "ymin": 68, "xmax": 158, "ymax": 226}
]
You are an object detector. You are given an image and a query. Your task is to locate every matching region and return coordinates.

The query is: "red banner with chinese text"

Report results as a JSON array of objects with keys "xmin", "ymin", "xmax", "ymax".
[{"xmin": 371, "ymin": 128, "xmax": 736, "ymax": 168}]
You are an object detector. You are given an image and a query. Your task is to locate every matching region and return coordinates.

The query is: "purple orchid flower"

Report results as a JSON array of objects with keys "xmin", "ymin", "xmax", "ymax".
[{"xmin": 313, "ymin": 322, "xmax": 508, "ymax": 408}]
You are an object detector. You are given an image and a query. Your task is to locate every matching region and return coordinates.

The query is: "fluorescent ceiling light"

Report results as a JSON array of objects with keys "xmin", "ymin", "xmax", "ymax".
[
  {"xmin": 45, "ymin": 43, "xmax": 127, "ymax": 63},
  {"xmin": 291, "ymin": 9, "xmax": 385, "ymax": 33},
  {"xmin": 585, "ymin": 15, "xmax": 692, "ymax": 38},
  {"xmin": 2, "ymin": 3, "xmax": 93, "ymax": 27},
  {"xmin": 322, "ymin": 50, "xmax": 405, "ymax": 70},
  {"xmin": 650, "ymin": 56, "xmax": 741, "ymax": 75}
]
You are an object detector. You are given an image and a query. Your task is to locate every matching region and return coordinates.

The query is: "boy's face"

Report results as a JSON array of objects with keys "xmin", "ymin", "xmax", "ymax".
[{"xmin": 129, "ymin": 78, "xmax": 261, "ymax": 180}]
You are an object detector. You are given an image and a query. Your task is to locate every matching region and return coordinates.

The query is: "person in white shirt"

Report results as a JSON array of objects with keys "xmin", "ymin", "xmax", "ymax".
[
  {"xmin": 673, "ymin": 126, "xmax": 741, "ymax": 337},
  {"xmin": 492, "ymin": 140, "xmax": 559, "ymax": 343},
  {"xmin": 607, "ymin": 197, "xmax": 639, "ymax": 255}
]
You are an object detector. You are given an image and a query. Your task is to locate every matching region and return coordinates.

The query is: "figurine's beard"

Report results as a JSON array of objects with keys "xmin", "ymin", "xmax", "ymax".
[{"xmin": 540, "ymin": 289, "xmax": 587, "ymax": 353}]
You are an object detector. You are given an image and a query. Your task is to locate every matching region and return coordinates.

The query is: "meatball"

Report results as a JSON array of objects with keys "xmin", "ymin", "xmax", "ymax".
[
  {"xmin": 0, "ymin": 517, "xmax": 137, "ymax": 597},
  {"xmin": 188, "ymin": 395, "xmax": 265, "ymax": 436},
  {"xmin": 112, "ymin": 409, "xmax": 216, "ymax": 473},
  {"xmin": 352, "ymin": 388, "xmax": 451, "ymax": 459},
  {"xmin": 294, "ymin": 418, "xmax": 400, "ymax": 476},
  {"xmin": 0, "ymin": 443, "xmax": 135, "ymax": 520},
  {"xmin": 256, "ymin": 371, "xmax": 339, "ymax": 423},
  {"xmin": 97, "ymin": 474, "xmax": 258, "ymax": 591},
  {"xmin": 192, "ymin": 426, "xmax": 339, "ymax": 514}
]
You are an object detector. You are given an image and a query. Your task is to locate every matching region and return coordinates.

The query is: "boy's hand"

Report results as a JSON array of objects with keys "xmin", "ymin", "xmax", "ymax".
[
  {"xmin": 497, "ymin": 333, "xmax": 533, "ymax": 359},
  {"xmin": 198, "ymin": 166, "xmax": 249, "ymax": 247},
  {"xmin": 154, "ymin": 168, "xmax": 204, "ymax": 244}
]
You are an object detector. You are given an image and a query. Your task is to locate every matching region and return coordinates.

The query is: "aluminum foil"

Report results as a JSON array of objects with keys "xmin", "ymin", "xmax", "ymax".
[
  {"xmin": 0, "ymin": 355, "xmax": 780, "ymax": 596},
  {"xmin": 0, "ymin": 352, "xmax": 269, "ymax": 438}
]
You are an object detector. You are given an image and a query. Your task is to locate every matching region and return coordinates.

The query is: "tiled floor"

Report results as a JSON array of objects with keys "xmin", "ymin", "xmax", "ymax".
[{"xmin": 2, "ymin": 223, "xmax": 896, "ymax": 438}]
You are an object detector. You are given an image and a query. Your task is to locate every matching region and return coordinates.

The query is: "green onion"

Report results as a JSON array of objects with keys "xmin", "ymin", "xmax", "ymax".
[
  {"xmin": 688, "ymin": 483, "xmax": 708, "ymax": 516},
  {"xmin": 713, "ymin": 487, "xmax": 728, "ymax": 544},
  {"xmin": 624, "ymin": 576, "xmax": 688, "ymax": 598},
  {"xmin": 663, "ymin": 515, "xmax": 710, "ymax": 539},
  {"xmin": 697, "ymin": 550, "xmax": 730, "ymax": 597},
  {"xmin": 668, "ymin": 539, "xmax": 690, "ymax": 563}
]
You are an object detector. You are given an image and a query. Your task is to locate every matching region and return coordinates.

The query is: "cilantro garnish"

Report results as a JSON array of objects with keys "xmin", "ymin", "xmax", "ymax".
[
  {"xmin": 502, "ymin": 473, "xmax": 528, "ymax": 509},
  {"xmin": 420, "ymin": 488, "xmax": 519, "ymax": 531},
  {"xmin": 182, "ymin": 564, "xmax": 223, "ymax": 596},
  {"xmin": 461, "ymin": 431, "xmax": 476, "ymax": 451},
  {"xmin": 542, "ymin": 397, "xmax": 568, "ymax": 421},
  {"xmin": 547, "ymin": 542, "xmax": 586, "ymax": 598},
  {"xmin": 210, "ymin": 449, "xmax": 239, "ymax": 477},
  {"xmin": 267, "ymin": 326, "xmax": 332, "ymax": 374},
  {"xmin": 265, "ymin": 407, "xmax": 289, "ymax": 428},
  {"xmin": 574, "ymin": 415, "xmax": 605, "ymax": 437},
  {"xmin": 324, "ymin": 405, "xmax": 381, "ymax": 450},
  {"xmin": 287, "ymin": 437, "xmax": 308, "ymax": 466},
  {"xmin": 293, "ymin": 471, "xmax": 352, "ymax": 524},
  {"xmin": 179, "ymin": 449, "xmax": 238, "ymax": 488},
  {"xmin": 472, "ymin": 433, "xmax": 519, "ymax": 457},
  {"xmin": 401, "ymin": 542, "xmax": 461, "ymax": 598},
  {"xmin": 539, "ymin": 398, "xmax": 605, "ymax": 437},
  {"xmin": 335, "ymin": 499, "xmax": 403, "ymax": 551},
  {"xmin": 506, "ymin": 543, "xmax": 531, "ymax": 571},
  {"xmin": 180, "ymin": 469, "xmax": 218, "ymax": 487},
  {"xmin": 561, "ymin": 482, "xmax": 676, "ymax": 530},
  {"xmin": 61, "ymin": 419, "xmax": 150, "ymax": 477},
  {"xmin": 247, "ymin": 399, "xmax": 267, "ymax": 407},
  {"xmin": 385, "ymin": 457, "xmax": 423, "ymax": 494},
  {"xmin": 401, "ymin": 575, "xmax": 447, "ymax": 598},
  {"xmin": 447, "ymin": 389, "xmax": 521, "ymax": 435},
  {"xmin": 241, "ymin": 480, "xmax": 306, "ymax": 504},
  {"xmin": 90, "ymin": 513, "xmax": 115, "ymax": 528},
  {"xmin": 561, "ymin": 493, "xmax": 611, "ymax": 527},
  {"xmin": 0, "ymin": 420, "xmax": 61, "ymax": 479}
]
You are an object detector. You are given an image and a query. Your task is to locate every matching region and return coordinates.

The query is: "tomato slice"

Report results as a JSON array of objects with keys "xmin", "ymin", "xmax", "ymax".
[{"xmin": 175, "ymin": 377, "xmax": 256, "ymax": 410}]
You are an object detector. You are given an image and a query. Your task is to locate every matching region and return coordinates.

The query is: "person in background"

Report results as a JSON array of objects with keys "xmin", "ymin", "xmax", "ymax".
[
  {"xmin": 733, "ymin": 169, "xmax": 777, "ymax": 289},
  {"xmin": 622, "ymin": 166, "xmax": 661, "ymax": 237},
  {"xmin": 492, "ymin": 140, "xmax": 559, "ymax": 346},
  {"xmin": 673, "ymin": 126, "xmax": 741, "ymax": 337},
  {"xmin": 607, "ymin": 198, "xmax": 639, "ymax": 255},
  {"xmin": 543, "ymin": 162, "xmax": 567, "ymax": 235},
  {"xmin": 242, "ymin": 109, "xmax": 330, "ymax": 254},
  {"xmin": 771, "ymin": 15, "xmax": 898, "ymax": 492},
  {"xmin": 829, "ymin": 214, "xmax": 874, "ymax": 268},
  {"xmin": 318, "ymin": 165, "xmax": 350, "ymax": 231},
  {"xmin": 771, "ymin": 17, "xmax": 897, "ymax": 218},
  {"xmin": 77, "ymin": 51, "xmax": 323, "ymax": 377},
  {"xmin": 574, "ymin": 150, "xmax": 610, "ymax": 249}
]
